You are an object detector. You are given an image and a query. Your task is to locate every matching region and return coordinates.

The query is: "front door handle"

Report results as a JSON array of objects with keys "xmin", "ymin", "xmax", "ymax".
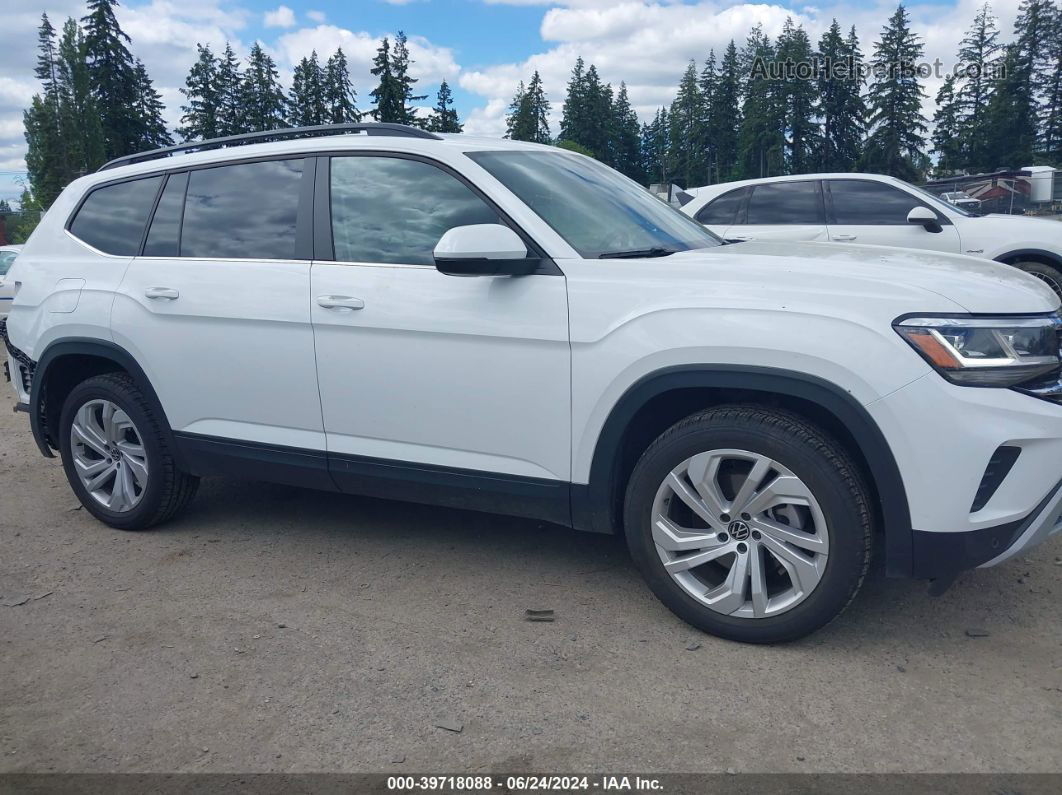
[
  {"xmin": 145, "ymin": 286, "xmax": 179, "ymax": 300},
  {"xmin": 832, "ymin": 234, "xmax": 857, "ymax": 241},
  {"xmin": 317, "ymin": 295, "xmax": 365, "ymax": 310},
  {"xmin": 727, "ymin": 235, "xmax": 754, "ymax": 242}
]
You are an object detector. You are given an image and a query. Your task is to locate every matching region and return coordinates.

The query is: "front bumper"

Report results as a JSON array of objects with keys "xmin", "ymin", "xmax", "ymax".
[{"xmin": 868, "ymin": 371, "xmax": 1062, "ymax": 579}]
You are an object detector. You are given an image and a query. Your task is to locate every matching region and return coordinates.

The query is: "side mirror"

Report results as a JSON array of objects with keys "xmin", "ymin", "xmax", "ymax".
[
  {"xmin": 433, "ymin": 224, "xmax": 538, "ymax": 276},
  {"xmin": 907, "ymin": 206, "xmax": 942, "ymax": 233}
]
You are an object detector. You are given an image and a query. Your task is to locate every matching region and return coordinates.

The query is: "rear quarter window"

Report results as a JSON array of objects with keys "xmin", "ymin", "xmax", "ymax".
[{"xmin": 68, "ymin": 176, "xmax": 163, "ymax": 255}]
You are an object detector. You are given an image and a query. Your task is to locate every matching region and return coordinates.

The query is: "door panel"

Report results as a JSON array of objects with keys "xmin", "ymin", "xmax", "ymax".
[
  {"xmin": 311, "ymin": 153, "xmax": 571, "ymax": 483},
  {"xmin": 311, "ymin": 263, "xmax": 571, "ymax": 480},
  {"xmin": 111, "ymin": 158, "xmax": 325, "ymax": 451},
  {"xmin": 728, "ymin": 180, "xmax": 828, "ymax": 243},
  {"xmin": 826, "ymin": 179, "xmax": 961, "ymax": 253}
]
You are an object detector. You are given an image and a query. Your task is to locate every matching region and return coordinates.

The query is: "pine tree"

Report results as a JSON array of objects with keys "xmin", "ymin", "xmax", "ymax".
[
  {"xmin": 242, "ymin": 42, "xmax": 287, "ymax": 132},
  {"xmin": 932, "ymin": 75, "xmax": 964, "ymax": 174},
  {"xmin": 57, "ymin": 17, "xmax": 106, "ymax": 174},
  {"xmin": 559, "ymin": 59, "xmax": 611, "ymax": 160},
  {"xmin": 708, "ymin": 41, "xmax": 742, "ymax": 181},
  {"xmin": 983, "ymin": 0, "xmax": 1051, "ymax": 168},
  {"xmin": 368, "ymin": 32, "xmax": 427, "ymax": 126},
  {"xmin": 178, "ymin": 44, "xmax": 220, "ymax": 141},
  {"xmin": 816, "ymin": 21, "xmax": 865, "ymax": 172},
  {"xmin": 736, "ymin": 24, "xmax": 785, "ymax": 178},
  {"xmin": 82, "ymin": 0, "xmax": 142, "ymax": 158},
  {"xmin": 669, "ymin": 60, "xmax": 706, "ymax": 187},
  {"xmin": 861, "ymin": 4, "xmax": 928, "ymax": 181},
  {"xmin": 289, "ymin": 52, "xmax": 327, "ymax": 127},
  {"xmin": 505, "ymin": 72, "xmax": 551, "ymax": 143},
  {"xmin": 132, "ymin": 59, "xmax": 172, "ymax": 149},
  {"xmin": 776, "ymin": 18, "xmax": 820, "ymax": 174},
  {"xmin": 956, "ymin": 3, "xmax": 1002, "ymax": 170},
  {"xmin": 392, "ymin": 31, "xmax": 427, "ymax": 126},
  {"xmin": 324, "ymin": 48, "xmax": 359, "ymax": 124},
  {"xmin": 1042, "ymin": 3, "xmax": 1062, "ymax": 162},
  {"xmin": 611, "ymin": 83, "xmax": 642, "ymax": 181},
  {"xmin": 559, "ymin": 58, "xmax": 588, "ymax": 148},
  {"xmin": 641, "ymin": 107, "xmax": 672, "ymax": 185},
  {"xmin": 426, "ymin": 80, "xmax": 462, "ymax": 132},
  {"xmin": 215, "ymin": 43, "xmax": 244, "ymax": 136},
  {"xmin": 24, "ymin": 14, "xmax": 68, "ymax": 208}
]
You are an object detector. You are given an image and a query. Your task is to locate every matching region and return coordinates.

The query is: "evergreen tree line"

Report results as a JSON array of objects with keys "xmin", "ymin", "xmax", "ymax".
[
  {"xmin": 22, "ymin": 1, "xmax": 463, "ymax": 211},
  {"xmin": 21, "ymin": 0, "xmax": 1062, "ymax": 217},
  {"xmin": 506, "ymin": 1, "xmax": 1062, "ymax": 186}
]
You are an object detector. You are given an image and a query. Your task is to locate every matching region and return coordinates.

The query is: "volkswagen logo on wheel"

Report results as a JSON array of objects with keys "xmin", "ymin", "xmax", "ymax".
[{"xmin": 727, "ymin": 520, "xmax": 751, "ymax": 541}]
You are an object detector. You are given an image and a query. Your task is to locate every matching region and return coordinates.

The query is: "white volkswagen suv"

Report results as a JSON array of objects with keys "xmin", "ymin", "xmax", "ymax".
[
  {"xmin": 682, "ymin": 173, "xmax": 1062, "ymax": 295},
  {"xmin": 5, "ymin": 124, "xmax": 1062, "ymax": 643}
]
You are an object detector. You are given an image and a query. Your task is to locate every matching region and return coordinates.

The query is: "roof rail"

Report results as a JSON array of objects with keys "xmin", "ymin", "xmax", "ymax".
[{"xmin": 97, "ymin": 122, "xmax": 443, "ymax": 172}]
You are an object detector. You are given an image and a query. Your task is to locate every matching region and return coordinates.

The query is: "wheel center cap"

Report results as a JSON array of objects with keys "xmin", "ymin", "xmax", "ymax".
[{"xmin": 727, "ymin": 520, "xmax": 751, "ymax": 541}]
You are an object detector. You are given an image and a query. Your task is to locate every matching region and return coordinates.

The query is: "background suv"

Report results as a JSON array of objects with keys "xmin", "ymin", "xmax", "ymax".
[
  {"xmin": 682, "ymin": 173, "xmax": 1062, "ymax": 295},
  {"xmin": 4, "ymin": 124, "xmax": 1062, "ymax": 643}
]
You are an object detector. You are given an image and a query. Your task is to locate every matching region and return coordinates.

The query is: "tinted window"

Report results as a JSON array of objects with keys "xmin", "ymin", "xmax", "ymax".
[
  {"xmin": 696, "ymin": 188, "xmax": 746, "ymax": 226},
  {"xmin": 181, "ymin": 159, "xmax": 303, "ymax": 259},
  {"xmin": 468, "ymin": 151, "xmax": 720, "ymax": 258},
  {"xmin": 745, "ymin": 181, "xmax": 823, "ymax": 225},
  {"xmin": 0, "ymin": 251, "xmax": 16, "ymax": 275},
  {"xmin": 69, "ymin": 177, "xmax": 162, "ymax": 255},
  {"xmin": 330, "ymin": 156, "xmax": 501, "ymax": 265},
  {"xmin": 143, "ymin": 172, "xmax": 187, "ymax": 257},
  {"xmin": 829, "ymin": 180, "xmax": 929, "ymax": 224}
]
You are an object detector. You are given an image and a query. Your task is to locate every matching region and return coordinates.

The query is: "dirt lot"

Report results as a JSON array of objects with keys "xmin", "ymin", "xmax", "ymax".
[{"xmin": 1, "ymin": 395, "xmax": 1061, "ymax": 774}]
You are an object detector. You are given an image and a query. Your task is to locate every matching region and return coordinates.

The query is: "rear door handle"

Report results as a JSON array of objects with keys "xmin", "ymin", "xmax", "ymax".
[
  {"xmin": 832, "ymin": 234, "xmax": 857, "ymax": 241},
  {"xmin": 726, "ymin": 235, "xmax": 754, "ymax": 243},
  {"xmin": 145, "ymin": 287, "xmax": 179, "ymax": 300},
  {"xmin": 317, "ymin": 295, "xmax": 365, "ymax": 310}
]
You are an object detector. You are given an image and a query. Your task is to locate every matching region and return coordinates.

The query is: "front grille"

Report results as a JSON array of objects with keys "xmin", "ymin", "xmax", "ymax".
[{"xmin": 971, "ymin": 446, "xmax": 1021, "ymax": 512}]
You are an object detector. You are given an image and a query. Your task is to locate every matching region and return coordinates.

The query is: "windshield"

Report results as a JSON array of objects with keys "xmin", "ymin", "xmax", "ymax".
[
  {"xmin": 902, "ymin": 180, "xmax": 977, "ymax": 217},
  {"xmin": 0, "ymin": 251, "xmax": 17, "ymax": 276},
  {"xmin": 466, "ymin": 150, "xmax": 722, "ymax": 258}
]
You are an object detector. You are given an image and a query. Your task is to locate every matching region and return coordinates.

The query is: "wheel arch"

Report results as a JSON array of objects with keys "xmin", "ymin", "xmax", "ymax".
[
  {"xmin": 572, "ymin": 365, "xmax": 914, "ymax": 577},
  {"xmin": 994, "ymin": 248, "xmax": 1062, "ymax": 269},
  {"xmin": 29, "ymin": 338, "xmax": 178, "ymax": 464}
]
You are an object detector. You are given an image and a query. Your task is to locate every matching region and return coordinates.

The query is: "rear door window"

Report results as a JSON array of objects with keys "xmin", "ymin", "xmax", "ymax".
[
  {"xmin": 695, "ymin": 188, "xmax": 747, "ymax": 226},
  {"xmin": 68, "ymin": 176, "xmax": 163, "ymax": 255},
  {"xmin": 745, "ymin": 181, "xmax": 824, "ymax": 225},
  {"xmin": 181, "ymin": 159, "xmax": 305, "ymax": 259}
]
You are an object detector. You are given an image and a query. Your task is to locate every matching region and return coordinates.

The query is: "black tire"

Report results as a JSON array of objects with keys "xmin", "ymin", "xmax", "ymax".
[
  {"xmin": 59, "ymin": 372, "xmax": 199, "ymax": 530},
  {"xmin": 1014, "ymin": 260, "xmax": 1062, "ymax": 299},
  {"xmin": 623, "ymin": 405, "xmax": 872, "ymax": 644}
]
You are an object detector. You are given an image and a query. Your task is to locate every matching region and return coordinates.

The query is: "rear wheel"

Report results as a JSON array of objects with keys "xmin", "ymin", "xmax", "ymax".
[
  {"xmin": 59, "ymin": 373, "xmax": 198, "ymax": 530},
  {"xmin": 1014, "ymin": 260, "xmax": 1062, "ymax": 299},
  {"xmin": 624, "ymin": 406, "xmax": 872, "ymax": 643}
]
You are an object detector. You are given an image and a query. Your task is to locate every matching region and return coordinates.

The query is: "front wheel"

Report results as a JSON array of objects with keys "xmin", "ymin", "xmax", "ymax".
[
  {"xmin": 1014, "ymin": 261, "xmax": 1062, "ymax": 299},
  {"xmin": 624, "ymin": 406, "xmax": 872, "ymax": 643},
  {"xmin": 59, "ymin": 373, "xmax": 199, "ymax": 530}
]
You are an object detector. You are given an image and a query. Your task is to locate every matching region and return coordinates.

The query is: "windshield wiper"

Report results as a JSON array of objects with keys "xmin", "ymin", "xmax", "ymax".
[{"xmin": 598, "ymin": 246, "xmax": 679, "ymax": 259}]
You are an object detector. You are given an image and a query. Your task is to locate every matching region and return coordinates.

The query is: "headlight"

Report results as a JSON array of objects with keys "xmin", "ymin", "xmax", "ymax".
[{"xmin": 894, "ymin": 315, "xmax": 1062, "ymax": 386}]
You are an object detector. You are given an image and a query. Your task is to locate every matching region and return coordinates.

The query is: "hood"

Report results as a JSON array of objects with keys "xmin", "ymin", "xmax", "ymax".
[{"xmin": 695, "ymin": 240, "xmax": 1059, "ymax": 315}]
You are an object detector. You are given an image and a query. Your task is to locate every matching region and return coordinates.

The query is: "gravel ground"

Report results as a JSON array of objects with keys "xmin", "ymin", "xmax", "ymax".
[{"xmin": 1, "ymin": 395, "xmax": 1060, "ymax": 774}]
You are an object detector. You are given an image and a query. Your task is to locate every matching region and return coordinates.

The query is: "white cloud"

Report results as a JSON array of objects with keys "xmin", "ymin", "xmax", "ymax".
[
  {"xmin": 306, "ymin": 10, "xmax": 327, "ymax": 23},
  {"xmin": 274, "ymin": 24, "xmax": 460, "ymax": 84},
  {"xmin": 264, "ymin": 5, "xmax": 297, "ymax": 28}
]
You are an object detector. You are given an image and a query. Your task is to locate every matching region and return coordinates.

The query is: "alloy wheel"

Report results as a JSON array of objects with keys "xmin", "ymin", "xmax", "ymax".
[
  {"xmin": 650, "ymin": 448, "xmax": 829, "ymax": 619},
  {"xmin": 70, "ymin": 398, "xmax": 149, "ymax": 513}
]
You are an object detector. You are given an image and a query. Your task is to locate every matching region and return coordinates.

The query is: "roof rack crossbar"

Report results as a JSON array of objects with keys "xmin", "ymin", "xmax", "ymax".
[{"xmin": 97, "ymin": 122, "xmax": 443, "ymax": 172}]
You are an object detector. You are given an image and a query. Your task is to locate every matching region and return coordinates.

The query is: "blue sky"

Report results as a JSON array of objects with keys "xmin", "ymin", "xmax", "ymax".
[{"xmin": 0, "ymin": 0, "xmax": 1027, "ymax": 205}]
